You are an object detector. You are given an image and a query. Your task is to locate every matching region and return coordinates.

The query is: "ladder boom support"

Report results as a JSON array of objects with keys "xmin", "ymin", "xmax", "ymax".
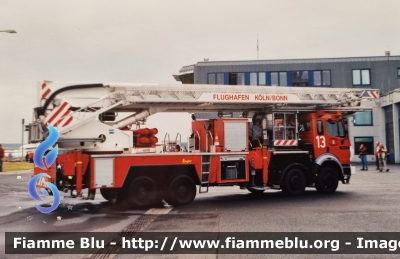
[{"xmin": 33, "ymin": 81, "xmax": 380, "ymax": 137}]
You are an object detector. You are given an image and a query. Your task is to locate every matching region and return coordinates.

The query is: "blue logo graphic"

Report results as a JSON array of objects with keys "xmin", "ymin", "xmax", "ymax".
[
  {"xmin": 29, "ymin": 124, "xmax": 61, "ymax": 213},
  {"xmin": 34, "ymin": 124, "xmax": 59, "ymax": 170},
  {"xmin": 28, "ymin": 173, "xmax": 61, "ymax": 213}
]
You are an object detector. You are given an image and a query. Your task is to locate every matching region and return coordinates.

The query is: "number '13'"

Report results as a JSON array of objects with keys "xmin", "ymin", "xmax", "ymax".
[{"xmin": 316, "ymin": 136, "xmax": 326, "ymax": 148}]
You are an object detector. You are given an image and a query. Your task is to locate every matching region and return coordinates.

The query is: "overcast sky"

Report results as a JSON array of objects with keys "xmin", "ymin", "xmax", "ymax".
[{"xmin": 1, "ymin": 0, "xmax": 399, "ymax": 144}]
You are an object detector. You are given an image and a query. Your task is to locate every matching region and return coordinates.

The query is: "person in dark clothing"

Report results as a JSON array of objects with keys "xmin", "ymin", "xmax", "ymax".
[
  {"xmin": 358, "ymin": 144, "xmax": 368, "ymax": 170},
  {"xmin": 25, "ymin": 152, "xmax": 29, "ymax": 162},
  {"xmin": 0, "ymin": 144, "xmax": 4, "ymax": 172},
  {"xmin": 249, "ymin": 117, "xmax": 263, "ymax": 149},
  {"xmin": 28, "ymin": 152, "xmax": 34, "ymax": 163},
  {"xmin": 375, "ymin": 142, "xmax": 380, "ymax": 170}
]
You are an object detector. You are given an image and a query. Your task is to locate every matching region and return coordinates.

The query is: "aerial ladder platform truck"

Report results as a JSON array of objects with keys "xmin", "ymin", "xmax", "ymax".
[{"xmin": 28, "ymin": 81, "xmax": 379, "ymax": 207}]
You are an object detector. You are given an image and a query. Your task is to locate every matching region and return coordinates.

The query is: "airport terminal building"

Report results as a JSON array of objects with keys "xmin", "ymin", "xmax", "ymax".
[{"xmin": 174, "ymin": 55, "xmax": 400, "ymax": 164}]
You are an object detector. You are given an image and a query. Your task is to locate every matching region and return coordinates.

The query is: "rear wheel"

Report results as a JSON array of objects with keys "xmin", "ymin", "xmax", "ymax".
[
  {"xmin": 128, "ymin": 176, "xmax": 157, "ymax": 207},
  {"xmin": 165, "ymin": 175, "xmax": 196, "ymax": 206},
  {"xmin": 282, "ymin": 168, "xmax": 306, "ymax": 195},
  {"xmin": 100, "ymin": 188, "xmax": 121, "ymax": 204},
  {"xmin": 316, "ymin": 167, "xmax": 338, "ymax": 194}
]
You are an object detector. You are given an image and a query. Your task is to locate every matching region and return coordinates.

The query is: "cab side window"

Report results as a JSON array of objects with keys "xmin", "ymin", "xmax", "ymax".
[{"xmin": 317, "ymin": 120, "xmax": 323, "ymax": 135}]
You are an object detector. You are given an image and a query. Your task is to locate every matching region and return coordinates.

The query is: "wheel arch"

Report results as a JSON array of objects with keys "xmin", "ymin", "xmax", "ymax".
[{"xmin": 314, "ymin": 153, "xmax": 344, "ymax": 180}]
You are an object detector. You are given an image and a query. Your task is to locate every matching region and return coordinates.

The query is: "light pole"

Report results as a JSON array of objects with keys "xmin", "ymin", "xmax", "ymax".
[
  {"xmin": 22, "ymin": 119, "xmax": 24, "ymax": 162},
  {"xmin": 0, "ymin": 30, "xmax": 17, "ymax": 33}
]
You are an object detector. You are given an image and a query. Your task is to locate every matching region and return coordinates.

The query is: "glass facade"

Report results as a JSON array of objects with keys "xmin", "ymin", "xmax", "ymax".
[
  {"xmin": 250, "ymin": 73, "xmax": 257, "ymax": 85},
  {"xmin": 237, "ymin": 73, "xmax": 245, "ymax": 85},
  {"xmin": 259, "ymin": 72, "xmax": 266, "ymax": 85},
  {"xmin": 208, "ymin": 73, "xmax": 215, "ymax": 84},
  {"xmin": 208, "ymin": 70, "xmax": 330, "ymax": 86},
  {"xmin": 217, "ymin": 73, "xmax": 224, "ymax": 85}
]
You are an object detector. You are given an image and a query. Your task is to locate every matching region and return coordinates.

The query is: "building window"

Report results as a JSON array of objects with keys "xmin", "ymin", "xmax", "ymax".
[
  {"xmin": 271, "ymin": 72, "xmax": 278, "ymax": 86},
  {"xmin": 229, "ymin": 73, "xmax": 237, "ymax": 85},
  {"xmin": 237, "ymin": 73, "xmax": 245, "ymax": 85},
  {"xmin": 323, "ymin": 70, "xmax": 331, "ymax": 85},
  {"xmin": 279, "ymin": 72, "xmax": 287, "ymax": 86},
  {"xmin": 352, "ymin": 69, "xmax": 370, "ymax": 85},
  {"xmin": 250, "ymin": 72, "xmax": 257, "ymax": 85},
  {"xmin": 292, "ymin": 71, "xmax": 309, "ymax": 86},
  {"xmin": 208, "ymin": 73, "xmax": 215, "ymax": 84},
  {"xmin": 217, "ymin": 73, "xmax": 224, "ymax": 85},
  {"xmin": 354, "ymin": 137, "xmax": 374, "ymax": 155},
  {"xmin": 271, "ymin": 72, "xmax": 287, "ymax": 86},
  {"xmin": 313, "ymin": 70, "xmax": 331, "ymax": 86},
  {"xmin": 353, "ymin": 111, "xmax": 373, "ymax": 126},
  {"xmin": 397, "ymin": 68, "xmax": 400, "ymax": 78},
  {"xmin": 259, "ymin": 72, "xmax": 266, "ymax": 85}
]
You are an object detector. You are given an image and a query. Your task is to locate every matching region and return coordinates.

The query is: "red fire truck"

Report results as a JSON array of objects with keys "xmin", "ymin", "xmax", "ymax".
[{"xmin": 28, "ymin": 81, "xmax": 379, "ymax": 207}]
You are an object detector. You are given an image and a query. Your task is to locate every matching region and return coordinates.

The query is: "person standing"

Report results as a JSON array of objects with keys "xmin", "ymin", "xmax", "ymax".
[
  {"xmin": 375, "ymin": 142, "xmax": 380, "ymax": 170},
  {"xmin": 0, "ymin": 144, "xmax": 5, "ymax": 172},
  {"xmin": 358, "ymin": 144, "xmax": 368, "ymax": 170},
  {"xmin": 249, "ymin": 116, "xmax": 263, "ymax": 149},
  {"xmin": 378, "ymin": 143, "xmax": 389, "ymax": 172},
  {"xmin": 28, "ymin": 151, "xmax": 34, "ymax": 163}
]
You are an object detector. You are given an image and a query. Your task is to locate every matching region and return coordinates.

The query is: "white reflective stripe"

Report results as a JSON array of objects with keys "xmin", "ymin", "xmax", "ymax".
[
  {"xmin": 44, "ymin": 102, "xmax": 72, "ymax": 124},
  {"xmin": 368, "ymin": 90, "xmax": 379, "ymax": 99},
  {"xmin": 274, "ymin": 140, "xmax": 298, "ymax": 146},
  {"xmin": 58, "ymin": 111, "xmax": 73, "ymax": 127},
  {"xmin": 41, "ymin": 84, "xmax": 51, "ymax": 99}
]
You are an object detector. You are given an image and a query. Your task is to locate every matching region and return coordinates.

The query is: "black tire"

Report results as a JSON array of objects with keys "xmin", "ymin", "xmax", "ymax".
[
  {"xmin": 282, "ymin": 168, "xmax": 306, "ymax": 195},
  {"xmin": 128, "ymin": 176, "xmax": 157, "ymax": 207},
  {"xmin": 164, "ymin": 175, "xmax": 196, "ymax": 206},
  {"xmin": 100, "ymin": 189, "xmax": 110, "ymax": 201},
  {"xmin": 100, "ymin": 189, "xmax": 121, "ymax": 204},
  {"xmin": 316, "ymin": 167, "xmax": 339, "ymax": 194},
  {"xmin": 247, "ymin": 188, "xmax": 265, "ymax": 194}
]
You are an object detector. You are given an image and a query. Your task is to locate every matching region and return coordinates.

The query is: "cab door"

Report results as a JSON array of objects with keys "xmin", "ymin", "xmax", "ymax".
[{"xmin": 324, "ymin": 119, "xmax": 350, "ymax": 164}]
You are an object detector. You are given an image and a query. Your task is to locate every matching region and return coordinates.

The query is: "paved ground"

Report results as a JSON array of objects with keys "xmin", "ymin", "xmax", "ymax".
[{"xmin": 1, "ymin": 164, "xmax": 400, "ymax": 259}]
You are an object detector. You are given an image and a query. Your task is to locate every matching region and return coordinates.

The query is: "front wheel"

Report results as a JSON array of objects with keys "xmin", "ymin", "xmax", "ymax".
[
  {"xmin": 282, "ymin": 168, "xmax": 306, "ymax": 195},
  {"xmin": 316, "ymin": 167, "xmax": 338, "ymax": 194},
  {"xmin": 165, "ymin": 175, "xmax": 196, "ymax": 206}
]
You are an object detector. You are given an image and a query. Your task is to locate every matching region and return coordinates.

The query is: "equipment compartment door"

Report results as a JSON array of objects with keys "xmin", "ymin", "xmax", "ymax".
[
  {"xmin": 224, "ymin": 121, "xmax": 248, "ymax": 151},
  {"xmin": 94, "ymin": 158, "xmax": 114, "ymax": 187},
  {"xmin": 219, "ymin": 155, "xmax": 247, "ymax": 182}
]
